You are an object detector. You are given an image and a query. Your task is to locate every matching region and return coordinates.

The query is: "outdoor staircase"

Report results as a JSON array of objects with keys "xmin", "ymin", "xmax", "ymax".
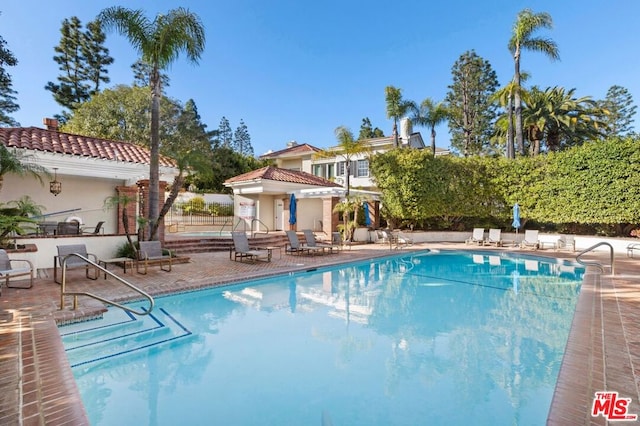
[
  {"xmin": 164, "ymin": 233, "xmax": 290, "ymax": 255},
  {"xmin": 59, "ymin": 307, "xmax": 192, "ymax": 368}
]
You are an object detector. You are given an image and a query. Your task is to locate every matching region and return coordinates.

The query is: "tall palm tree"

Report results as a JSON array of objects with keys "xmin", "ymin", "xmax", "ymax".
[
  {"xmin": 492, "ymin": 74, "xmax": 529, "ymax": 158},
  {"xmin": 409, "ymin": 98, "xmax": 448, "ymax": 156},
  {"xmin": 385, "ymin": 86, "xmax": 413, "ymax": 148},
  {"xmin": 315, "ymin": 126, "xmax": 371, "ymax": 198},
  {"xmin": 508, "ymin": 9, "xmax": 559, "ymax": 156},
  {"xmin": 0, "ymin": 145, "xmax": 48, "ymax": 193},
  {"xmin": 98, "ymin": 7, "xmax": 205, "ymax": 241}
]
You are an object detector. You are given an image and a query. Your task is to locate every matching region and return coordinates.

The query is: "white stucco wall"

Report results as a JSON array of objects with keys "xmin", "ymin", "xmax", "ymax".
[{"xmin": 2, "ymin": 174, "xmax": 125, "ymax": 234}]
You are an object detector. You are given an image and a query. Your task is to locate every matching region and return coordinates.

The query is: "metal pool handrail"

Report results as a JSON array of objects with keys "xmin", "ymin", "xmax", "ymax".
[
  {"xmin": 575, "ymin": 242, "xmax": 614, "ymax": 275},
  {"xmin": 59, "ymin": 253, "xmax": 154, "ymax": 316}
]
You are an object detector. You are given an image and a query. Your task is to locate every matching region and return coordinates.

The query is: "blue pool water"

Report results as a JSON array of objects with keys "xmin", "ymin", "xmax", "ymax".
[{"xmin": 59, "ymin": 250, "xmax": 583, "ymax": 425}]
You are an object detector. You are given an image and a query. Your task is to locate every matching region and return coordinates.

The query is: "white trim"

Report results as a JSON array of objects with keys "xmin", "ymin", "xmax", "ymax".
[{"xmin": 32, "ymin": 151, "xmax": 179, "ymax": 184}]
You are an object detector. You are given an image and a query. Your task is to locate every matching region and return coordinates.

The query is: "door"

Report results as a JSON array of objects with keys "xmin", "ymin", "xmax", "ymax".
[{"xmin": 274, "ymin": 199, "xmax": 284, "ymax": 231}]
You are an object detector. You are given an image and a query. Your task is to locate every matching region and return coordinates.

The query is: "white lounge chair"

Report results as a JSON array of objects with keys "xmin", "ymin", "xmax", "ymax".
[
  {"xmin": 520, "ymin": 230, "xmax": 540, "ymax": 250},
  {"xmin": 484, "ymin": 229, "xmax": 502, "ymax": 247},
  {"xmin": 556, "ymin": 235, "xmax": 575, "ymax": 252},
  {"xmin": 466, "ymin": 228, "xmax": 485, "ymax": 245},
  {"xmin": 627, "ymin": 243, "xmax": 640, "ymax": 258}
]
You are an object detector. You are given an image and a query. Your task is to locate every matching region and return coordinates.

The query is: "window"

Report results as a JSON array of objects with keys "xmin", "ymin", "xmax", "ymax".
[
  {"xmin": 337, "ymin": 161, "xmax": 346, "ymax": 176},
  {"xmin": 312, "ymin": 164, "xmax": 325, "ymax": 178},
  {"xmin": 356, "ymin": 159, "xmax": 369, "ymax": 177},
  {"xmin": 327, "ymin": 164, "xmax": 335, "ymax": 179}
]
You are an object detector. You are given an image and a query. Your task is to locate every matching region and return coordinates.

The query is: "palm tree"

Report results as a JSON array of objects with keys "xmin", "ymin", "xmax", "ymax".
[
  {"xmin": 522, "ymin": 86, "xmax": 605, "ymax": 155},
  {"xmin": 409, "ymin": 98, "xmax": 448, "ymax": 156},
  {"xmin": 98, "ymin": 7, "xmax": 205, "ymax": 241},
  {"xmin": 508, "ymin": 9, "xmax": 559, "ymax": 156},
  {"xmin": 315, "ymin": 126, "xmax": 371, "ymax": 198},
  {"xmin": 0, "ymin": 145, "xmax": 48, "ymax": 193},
  {"xmin": 492, "ymin": 78, "xmax": 529, "ymax": 159},
  {"xmin": 385, "ymin": 86, "xmax": 413, "ymax": 148}
]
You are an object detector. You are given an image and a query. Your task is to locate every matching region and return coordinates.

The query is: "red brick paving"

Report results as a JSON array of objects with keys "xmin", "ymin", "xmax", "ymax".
[{"xmin": 1, "ymin": 242, "xmax": 639, "ymax": 425}]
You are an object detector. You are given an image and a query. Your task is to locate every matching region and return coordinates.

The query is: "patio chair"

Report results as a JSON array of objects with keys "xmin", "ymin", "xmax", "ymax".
[
  {"xmin": 285, "ymin": 230, "xmax": 324, "ymax": 255},
  {"xmin": 54, "ymin": 244, "xmax": 99, "ymax": 284},
  {"xmin": 392, "ymin": 231, "xmax": 413, "ymax": 249},
  {"xmin": 484, "ymin": 229, "xmax": 503, "ymax": 247},
  {"xmin": 520, "ymin": 230, "xmax": 540, "ymax": 250},
  {"xmin": 137, "ymin": 241, "xmax": 173, "ymax": 274},
  {"xmin": 0, "ymin": 249, "xmax": 34, "ymax": 294},
  {"xmin": 56, "ymin": 221, "xmax": 80, "ymax": 235},
  {"xmin": 556, "ymin": 235, "xmax": 575, "ymax": 252},
  {"xmin": 230, "ymin": 232, "xmax": 271, "ymax": 263},
  {"xmin": 466, "ymin": 228, "xmax": 485, "ymax": 245},
  {"xmin": 303, "ymin": 229, "xmax": 335, "ymax": 254},
  {"xmin": 331, "ymin": 232, "xmax": 344, "ymax": 251},
  {"xmin": 627, "ymin": 243, "xmax": 640, "ymax": 258},
  {"xmin": 81, "ymin": 221, "xmax": 105, "ymax": 235}
]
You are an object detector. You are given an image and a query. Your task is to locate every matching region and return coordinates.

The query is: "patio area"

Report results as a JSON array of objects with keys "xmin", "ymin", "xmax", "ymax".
[{"xmin": 1, "ymin": 242, "xmax": 639, "ymax": 425}]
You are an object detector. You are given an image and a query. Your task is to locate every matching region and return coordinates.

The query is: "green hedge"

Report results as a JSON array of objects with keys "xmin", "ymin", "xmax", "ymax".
[{"xmin": 370, "ymin": 136, "xmax": 640, "ymax": 235}]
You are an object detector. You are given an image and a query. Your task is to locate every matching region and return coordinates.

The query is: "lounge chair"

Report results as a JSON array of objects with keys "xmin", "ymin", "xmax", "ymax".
[
  {"xmin": 627, "ymin": 243, "xmax": 640, "ymax": 258},
  {"xmin": 54, "ymin": 244, "xmax": 99, "ymax": 284},
  {"xmin": 392, "ymin": 231, "xmax": 413, "ymax": 249},
  {"xmin": 303, "ymin": 229, "xmax": 336, "ymax": 254},
  {"xmin": 484, "ymin": 229, "xmax": 502, "ymax": 247},
  {"xmin": 466, "ymin": 228, "xmax": 485, "ymax": 245},
  {"xmin": 285, "ymin": 230, "xmax": 324, "ymax": 255},
  {"xmin": 81, "ymin": 221, "xmax": 105, "ymax": 235},
  {"xmin": 520, "ymin": 230, "xmax": 540, "ymax": 250},
  {"xmin": 556, "ymin": 235, "xmax": 575, "ymax": 252},
  {"xmin": 137, "ymin": 240, "xmax": 173, "ymax": 274},
  {"xmin": 0, "ymin": 249, "xmax": 34, "ymax": 294},
  {"xmin": 331, "ymin": 232, "xmax": 344, "ymax": 251},
  {"xmin": 230, "ymin": 232, "xmax": 271, "ymax": 263}
]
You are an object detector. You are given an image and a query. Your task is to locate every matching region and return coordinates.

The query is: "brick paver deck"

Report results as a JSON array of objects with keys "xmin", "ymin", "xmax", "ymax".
[{"xmin": 1, "ymin": 242, "xmax": 638, "ymax": 425}]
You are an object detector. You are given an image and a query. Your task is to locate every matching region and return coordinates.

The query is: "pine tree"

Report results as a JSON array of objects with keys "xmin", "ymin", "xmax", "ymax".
[
  {"xmin": 0, "ymin": 30, "xmax": 19, "ymax": 126},
  {"xmin": 233, "ymin": 119, "xmax": 253, "ymax": 156},
  {"xmin": 445, "ymin": 50, "xmax": 499, "ymax": 156},
  {"xmin": 45, "ymin": 17, "xmax": 112, "ymax": 114},
  {"xmin": 83, "ymin": 20, "xmax": 113, "ymax": 94},
  {"xmin": 218, "ymin": 116, "xmax": 233, "ymax": 148},
  {"xmin": 358, "ymin": 117, "xmax": 384, "ymax": 140},
  {"xmin": 600, "ymin": 85, "xmax": 637, "ymax": 137},
  {"xmin": 131, "ymin": 59, "xmax": 170, "ymax": 89}
]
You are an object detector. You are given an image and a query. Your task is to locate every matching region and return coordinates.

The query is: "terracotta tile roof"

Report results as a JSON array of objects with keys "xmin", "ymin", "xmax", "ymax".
[
  {"xmin": 259, "ymin": 143, "xmax": 321, "ymax": 159},
  {"xmin": 225, "ymin": 166, "xmax": 342, "ymax": 187},
  {"xmin": 0, "ymin": 127, "xmax": 176, "ymax": 167}
]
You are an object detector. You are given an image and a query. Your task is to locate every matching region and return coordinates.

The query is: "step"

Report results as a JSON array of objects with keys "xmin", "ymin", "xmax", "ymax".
[{"xmin": 60, "ymin": 306, "xmax": 192, "ymax": 368}]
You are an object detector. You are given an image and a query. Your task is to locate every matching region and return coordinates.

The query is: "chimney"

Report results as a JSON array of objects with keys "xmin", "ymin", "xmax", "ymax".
[
  {"xmin": 400, "ymin": 117, "xmax": 412, "ymax": 145},
  {"xmin": 43, "ymin": 118, "xmax": 59, "ymax": 131},
  {"xmin": 286, "ymin": 140, "xmax": 298, "ymax": 148}
]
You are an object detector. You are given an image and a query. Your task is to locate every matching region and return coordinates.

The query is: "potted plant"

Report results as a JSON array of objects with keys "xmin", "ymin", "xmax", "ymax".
[{"xmin": 0, "ymin": 196, "xmax": 43, "ymax": 248}]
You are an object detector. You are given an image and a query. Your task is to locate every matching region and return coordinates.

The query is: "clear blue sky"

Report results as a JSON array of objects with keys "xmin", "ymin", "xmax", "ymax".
[{"xmin": 2, "ymin": 1, "xmax": 639, "ymax": 156}]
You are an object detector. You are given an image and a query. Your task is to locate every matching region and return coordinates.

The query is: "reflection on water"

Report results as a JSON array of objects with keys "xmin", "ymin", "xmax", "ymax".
[{"xmin": 65, "ymin": 251, "xmax": 583, "ymax": 426}]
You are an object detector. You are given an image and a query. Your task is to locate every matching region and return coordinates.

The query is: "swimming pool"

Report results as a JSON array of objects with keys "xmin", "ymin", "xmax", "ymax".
[{"xmin": 59, "ymin": 250, "xmax": 583, "ymax": 425}]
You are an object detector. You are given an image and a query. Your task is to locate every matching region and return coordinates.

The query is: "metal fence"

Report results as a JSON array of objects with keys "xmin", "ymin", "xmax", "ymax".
[{"xmin": 167, "ymin": 200, "xmax": 234, "ymax": 226}]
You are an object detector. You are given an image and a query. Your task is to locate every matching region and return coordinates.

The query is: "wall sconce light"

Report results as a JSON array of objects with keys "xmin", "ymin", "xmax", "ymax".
[{"xmin": 49, "ymin": 167, "xmax": 62, "ymax": 196}]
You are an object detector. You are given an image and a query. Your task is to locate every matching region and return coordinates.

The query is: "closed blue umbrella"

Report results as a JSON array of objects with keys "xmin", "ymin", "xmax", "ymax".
[
  {"xmin": 289, "ymin": 193, "xmax": 297, "ymax": 226},
  {"xmin": 512, "ymin": 203, "xmax": 521, "ymax": 234},
  {"xmin": 363, "ymin": 202, "xmax": 371, "ymax": 227}
]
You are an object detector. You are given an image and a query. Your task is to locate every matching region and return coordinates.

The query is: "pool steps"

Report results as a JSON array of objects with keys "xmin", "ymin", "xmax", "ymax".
[{"xmin": 59, "ymin": 307, "xmax": 192, "ymax": 368}]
